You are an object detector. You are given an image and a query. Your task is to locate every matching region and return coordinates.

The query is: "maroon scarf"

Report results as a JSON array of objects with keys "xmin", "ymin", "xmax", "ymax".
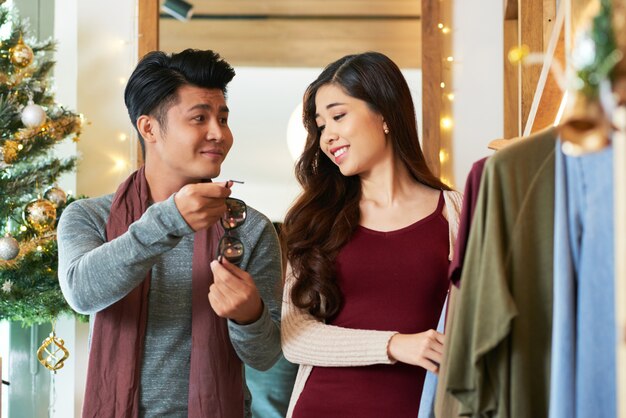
[{"xmin": 82, "ymin": 167, "xmax": 243, "ymax": 418}]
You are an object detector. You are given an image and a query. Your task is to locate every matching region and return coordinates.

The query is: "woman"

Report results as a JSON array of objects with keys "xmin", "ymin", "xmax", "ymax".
[{"xmin": 280, "ymin": 51, "xmax": 462, "ymax": 417}]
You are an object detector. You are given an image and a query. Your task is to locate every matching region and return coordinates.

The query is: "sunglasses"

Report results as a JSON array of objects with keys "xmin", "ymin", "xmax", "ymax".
[{"xmin": 217, "ymin": 197, "xmax": 247, "ymax": 265}]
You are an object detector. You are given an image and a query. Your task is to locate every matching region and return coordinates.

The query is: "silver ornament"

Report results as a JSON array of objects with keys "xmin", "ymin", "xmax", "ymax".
[
  {"xmin": 44, "ymin": 186, "xmax": 67, "ymax": 208},
  {"xmin": 0, "ymin": 234, "xmax": 20, "ymax": 260},
  {"xmin": 21, "ymin": 102, "xmax": 47, "ymax": 128}
]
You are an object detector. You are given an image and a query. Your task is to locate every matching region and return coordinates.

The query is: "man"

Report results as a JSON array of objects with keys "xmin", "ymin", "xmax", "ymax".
[{"xmin": 58, "ymin": 49, "xmax": 282, "ymax": 418}]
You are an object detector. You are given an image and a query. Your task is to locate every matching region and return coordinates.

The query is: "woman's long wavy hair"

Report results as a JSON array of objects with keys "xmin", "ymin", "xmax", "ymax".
[{"xmin": 282, "ymin": 51, "xmax": 450, "ymax": 320}]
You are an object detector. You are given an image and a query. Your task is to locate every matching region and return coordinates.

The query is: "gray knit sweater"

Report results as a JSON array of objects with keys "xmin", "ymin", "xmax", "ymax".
[{"xmin": 57, "ymin": 193, "xmax": 282, "ymax": 417}]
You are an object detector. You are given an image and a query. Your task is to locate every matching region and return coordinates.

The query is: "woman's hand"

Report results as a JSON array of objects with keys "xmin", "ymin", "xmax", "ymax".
[{"xmin": 387, "ymin": 329, "xmax": 444, "ymax": 373}]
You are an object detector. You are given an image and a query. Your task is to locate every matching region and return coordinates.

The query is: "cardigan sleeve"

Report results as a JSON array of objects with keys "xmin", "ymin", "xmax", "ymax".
[{"xmin": 443, "ymin": 190, "xmax": 463, "ymax": 261}]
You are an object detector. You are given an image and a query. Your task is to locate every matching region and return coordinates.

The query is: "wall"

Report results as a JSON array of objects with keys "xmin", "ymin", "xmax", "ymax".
[
  {"xmin": 451, "ymin": 0, "xmax": 503, "ymax": 188},
  {"xmin": 75, "ymin": 2, "xmax": 138, "ymax": 197}
]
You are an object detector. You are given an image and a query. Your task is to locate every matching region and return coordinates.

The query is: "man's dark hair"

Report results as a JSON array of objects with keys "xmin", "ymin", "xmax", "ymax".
[{"xmin": 124, "ymin": 49, "xmax": 236, "ymax": 156}]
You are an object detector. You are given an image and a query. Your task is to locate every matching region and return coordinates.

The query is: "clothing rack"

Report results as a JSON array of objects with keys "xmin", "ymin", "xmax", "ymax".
[{"xmin": 493, "ymin": 1, "xmax": 624, "ymax": 412}]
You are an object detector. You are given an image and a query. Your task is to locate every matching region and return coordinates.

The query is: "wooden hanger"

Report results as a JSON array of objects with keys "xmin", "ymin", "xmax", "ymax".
[{"xmin": 488, "ymin": 136, "xmax": 521, "ymax": 151}]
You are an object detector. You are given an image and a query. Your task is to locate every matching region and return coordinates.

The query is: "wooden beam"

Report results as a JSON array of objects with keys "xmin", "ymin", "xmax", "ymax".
[
  {"xmin": 421, "ymin": 0, "xmax": 441, "ymax": 177},
  {"xmin": 503, "ymin": 18, "xmax": 520, "ymax": 138},
  {"xmin": 138, "ymin": 0, "xmax": 159, "ymax": 58},
  {"xmin": 160, "ymin": 18, "xmax": 421, "ymax": 68},
  {"xmin": 190, "ymin": 0, "xmax": 421, "ymax": 17},
  {"xmin": 504, "ymin": 0, "xmax": 518, "ymax": 19},
  {"xmin": 571, "ymin": 0, "xmax": 594, "ymax": 27},
  {"xmin": 137, "ymin": 0, "xmax": 159, "ymax": 167}
]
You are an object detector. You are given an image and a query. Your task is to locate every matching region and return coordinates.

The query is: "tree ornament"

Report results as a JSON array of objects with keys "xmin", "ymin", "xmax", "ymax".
[
  {"xmin": 1, "ymin": 280, "xmax": 13, "ymax": 293},
  {"xmin": 43, "ymin": 186, "xmax": 67, "ymax": 208},
  {"xmin": 21, "ymin": 102, "xmax": 47, "ymax": 128},
  {"xmin": 0, "ymin": 234, "xmax": 20, "ymax": 260},
  {"xmin": 1, "ymin": 140, "xmax": 18, "ymax": 164},
  {"xmin": 23, "ymin": 198, "xmax": 57, "ymax": 234},
  {"xmin": 9, "ymin": 36, "xmax": 34, "ymax": 68},
  {"xmin": 37, "ymin": 330, "xmax": 70, "ymax": 372}
]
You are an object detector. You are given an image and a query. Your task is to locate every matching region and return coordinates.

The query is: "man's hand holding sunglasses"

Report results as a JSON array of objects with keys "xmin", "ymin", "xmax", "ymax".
[
  {"xmin": 174, "ymin": 181, "xmax": 233, "ymax": 231},
  {"xmin": 208, "ymin": 190, "xmax": 263, "ymax": 325},
  {"xmin": 209, "ymin": 257, "xmax": 264, "ymax": 325}
]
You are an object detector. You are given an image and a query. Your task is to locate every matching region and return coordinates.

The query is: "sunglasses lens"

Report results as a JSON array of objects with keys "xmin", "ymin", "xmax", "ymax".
[
  {"xmin": 218, "ymin": 236, "xmax": 244, "ymax": 264},
  {"xmin": 221, "ymin": 199, "xmax": 247, "ymax": 230}
]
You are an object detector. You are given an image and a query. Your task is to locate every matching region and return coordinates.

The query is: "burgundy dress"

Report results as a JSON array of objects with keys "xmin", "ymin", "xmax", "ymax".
[{"xmin": 292, "ymin": 192, "xmax": 450, "ymax": 418}]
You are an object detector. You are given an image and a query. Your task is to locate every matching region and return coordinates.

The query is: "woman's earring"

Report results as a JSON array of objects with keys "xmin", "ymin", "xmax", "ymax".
[{"xmin": 383, "ymin": 125, "xmax": 390, "ymax": 134}]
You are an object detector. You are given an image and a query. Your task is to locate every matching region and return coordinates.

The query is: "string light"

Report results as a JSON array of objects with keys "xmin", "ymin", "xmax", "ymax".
[
  {"xmin": 440, "ymin": 176, "xmax": 452, "ymax": 188},
  {"xmin": 118, "ymin": 133, "xmax": 128, "ymax": 142},
  {"xmin": 508, "ymin": 44, "xmax": 530, "ymax": 64},
  {"xmin": 440, "ymin": 117, "xmax": 453, "ymax": 130},
  {"xmin": 436, "ymin": 0, "xmax": 454, "ymax": 187},
  {"xmin": 112, "ymin": 157, "xmax": 128, "ymax": 172}
]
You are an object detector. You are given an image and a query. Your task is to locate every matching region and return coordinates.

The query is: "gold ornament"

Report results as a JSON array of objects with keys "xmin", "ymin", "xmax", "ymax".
[
  {"xmin": 43, "ymin": 186, "xmax": 67, "ymax": 208},
  {"xmin": 23, "ymin": 198, "xmax": 57, "ymax": 234},
  {"xmin": 9, "ymin": 37, "xmax": 34, "ymax": 68},
  {"xmin": 2, "ymin": 140, "xmax": 19, "ymax": 164},
  {"xmin": 37, "ymin": 330, "xmax": 70, "ymax": 372}
]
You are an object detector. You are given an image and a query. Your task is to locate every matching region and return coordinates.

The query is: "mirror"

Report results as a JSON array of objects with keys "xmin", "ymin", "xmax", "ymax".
[{"xmin": 141, "ymin": 0, "xmax": 431, "ymax": 221}]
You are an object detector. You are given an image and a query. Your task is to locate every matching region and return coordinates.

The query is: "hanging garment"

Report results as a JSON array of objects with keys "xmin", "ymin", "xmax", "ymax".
[
  {"xmin": 432, "ymin": 156, "xmax": 489, "ymax": 418},
  {"xmin": 445, "ymin": 127, "xmax": 557, "ymax": 418},
  {"xmin": 449, "ymin": 157, "xmax": 489, "ymax": 287},
  {"xmin": 549, "ymin": 141, "xmax": 616, "ymax": 418}
]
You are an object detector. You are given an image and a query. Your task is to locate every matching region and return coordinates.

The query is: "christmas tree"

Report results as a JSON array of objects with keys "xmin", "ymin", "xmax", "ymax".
[{"xmin": 0, "ymin": 3, "xmax": 82, "ymax": 326}]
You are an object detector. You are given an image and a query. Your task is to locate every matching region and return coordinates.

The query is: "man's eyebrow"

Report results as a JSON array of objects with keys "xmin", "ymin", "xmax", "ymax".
[{"xmin": 187, "ymin": 104, "xmax": 230, "ymax": 113}]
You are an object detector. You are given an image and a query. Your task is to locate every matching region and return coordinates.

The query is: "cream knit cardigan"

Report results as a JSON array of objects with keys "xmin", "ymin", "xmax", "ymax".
[{"xmin": 281, "ymin": 190, "xmax": 463, "ymax": 417}]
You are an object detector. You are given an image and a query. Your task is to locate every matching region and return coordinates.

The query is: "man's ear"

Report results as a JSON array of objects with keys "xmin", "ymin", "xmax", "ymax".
[{"xmin": 137, "ymin": 115, "xmax": 157, "ymax": 144}]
